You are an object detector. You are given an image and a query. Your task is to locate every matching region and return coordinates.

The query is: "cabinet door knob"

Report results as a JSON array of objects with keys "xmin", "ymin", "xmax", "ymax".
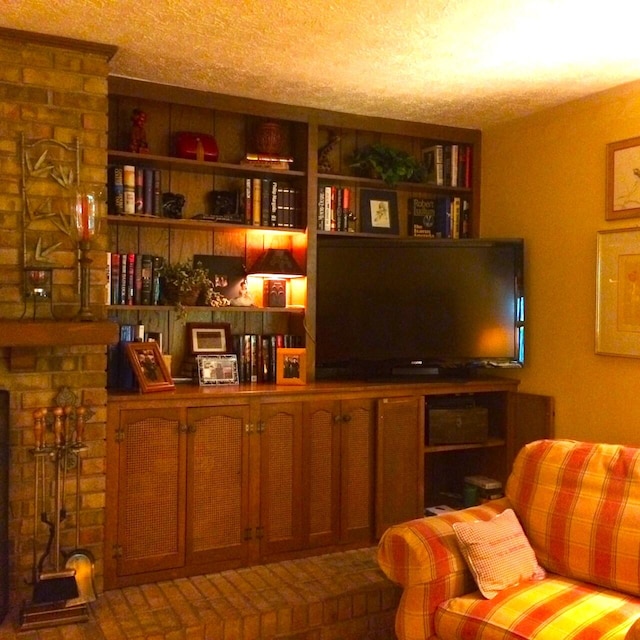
[
  {"xmin": 342, "ymin": 414, "xmax": 352, "ymax": 423},
  {"xmin": 332, "ymin": 414, "xmax": 342, "ymax": 423}
]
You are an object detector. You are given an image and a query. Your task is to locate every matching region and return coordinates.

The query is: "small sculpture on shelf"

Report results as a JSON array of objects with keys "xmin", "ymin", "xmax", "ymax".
[
  {"xmin": 318, "ymin": 132, "xmax": 341, "ymax": 174},
  {"xmin": 162, "ymin": 192, "xmax": 185, "ymax": 219},
  {"xmin": 129, "ymin": 108, "xmax": 149, "ymax": 154}
]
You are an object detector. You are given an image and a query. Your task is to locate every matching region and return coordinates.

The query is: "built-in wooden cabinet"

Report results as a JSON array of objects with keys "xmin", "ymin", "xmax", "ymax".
[{"xmin": 105, "ymin": 379, "xmax": 552, "ymax": 589}]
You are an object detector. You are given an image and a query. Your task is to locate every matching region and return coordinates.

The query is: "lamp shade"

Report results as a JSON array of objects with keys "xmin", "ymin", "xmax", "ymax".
[{"xmin": 248, "ymin": 249, "xmax": 305, "ymax": 278}]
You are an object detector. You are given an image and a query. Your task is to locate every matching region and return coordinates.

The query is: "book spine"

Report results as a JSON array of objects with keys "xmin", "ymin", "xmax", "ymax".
[
  {"xmin": 244, "ymin": 178, "xmax": 252, "ymax": 224},
  {"xmin": 118, "ymin": 324, "xmax": 136, "ymax": 390},
  {"xmin": 153, "ymin": 169, "xmax": 162, "ymax": 215},
  {"xmin": 450, "ymin": 144, "xmax": 459, "ymax": 188},
  {"xmin": 140, "ymin": 254, "xmax": 153, "ymax": 305},
  {"xmin": 119, "ymin": 253, "xmax": 128, "ymax": 303},
  {"xmin": 317, "ymin": 187, "xmax": 325, "ymax": 230},
  {"xmin": 152, "ymin": 256, "xmax": 163, "ymax": 305},
  {"xmin": 143, "ymin": 167, "xmax": 154, "ymax": 215},
  {"xmin": 134, "ymin": 167, "xmax": 144, "ymax": 214},
  {"xmin": 123, "ymin": 165, "xmax": 135, "ymax": 214},
  {"xmin": 109, "ymin": 165, "xmax": 124, "ymax": 215},
  {"xmin": 270, "ymin": 180, "xmax": 278, "ymax": 227},
  {"xmin": 110, "ymin": 252, "xmax": 121, "ymax": 304},
  {"xmin": 105, "ymin": 251, "xmax": 112, "ymax": 305},
  {"xmin": 126, "ymin": 253, "xmax": 136, "ymax": 304},
  {"xmin": 261, "ymin": 178, "xmax": 270, "ymax": 226},
  {"xmin": 451, "ymin": 196, "xmax": 461, "ymax": 239},
  {"xmin": 252, "ymin": 178, "xmax": 261, "ymax": 226}
]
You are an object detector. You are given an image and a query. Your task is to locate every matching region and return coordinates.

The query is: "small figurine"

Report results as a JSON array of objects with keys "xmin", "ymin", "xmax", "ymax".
[
  {"xmin": 162, "ymin": 192, "xmax": 185, "ymax": 219},
  {"xmin": 318, "ymin": 132, "xmax": 341, "ymax": 173},
  {"xmin": 230, "ymin": 279, "xmax": 255, "ymax": 307},
  {"xmin": 129, "ymin": 108, "xmax": 149, "ymax": 154}
]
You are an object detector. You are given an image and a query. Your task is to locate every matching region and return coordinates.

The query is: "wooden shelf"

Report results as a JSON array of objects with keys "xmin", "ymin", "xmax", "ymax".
[
  {"xmin": 108, "ymin": 304, "xmax": 304, "ymax": 314},
  {"xmin": 317, "ymin": 172, "xmax": 473, "ymax": 192},
  {"xmin": 108, "ymin": 150, "xmax": 306, "ymax": 179},
  {"xmin": 424, "ymin": 437, "xmax": 506, "ymax": 454},
  {"xmin": 107, "ymin": 214, "xmax": 305, "ymax": 235}
]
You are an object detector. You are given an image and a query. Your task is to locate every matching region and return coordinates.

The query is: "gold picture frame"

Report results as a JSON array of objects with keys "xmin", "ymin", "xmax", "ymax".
[
  {"xmin": 276, "ymin": 348, "xmax": 307, "ymax": 385},
  {"xmin": 126, "ymin": 341, "xmax": 175, "ymax": 393},
  {"xmin": 596, "ymin": 227, "xmax": 640, "ymax": 357},
  {"xmin": 606, "ymin": 136, "xmax": 640, "ymax": 220}
]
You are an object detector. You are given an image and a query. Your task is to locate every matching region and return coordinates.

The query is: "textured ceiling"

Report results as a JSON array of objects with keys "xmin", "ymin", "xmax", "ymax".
[{"xmin": 5, "ymin": 0, "xmax": 640, "ymax": 128}]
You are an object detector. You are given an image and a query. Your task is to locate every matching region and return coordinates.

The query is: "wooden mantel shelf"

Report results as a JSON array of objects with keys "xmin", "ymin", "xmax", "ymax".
[{"xmin": 0, "ymin": 320, "xmax": 119, "ymax": 348}]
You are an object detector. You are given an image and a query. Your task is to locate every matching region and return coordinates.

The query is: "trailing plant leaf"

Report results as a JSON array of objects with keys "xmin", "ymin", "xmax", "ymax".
[{"xmin": 350, "ymin": 143, "xmax": 425, "ymax": 186}]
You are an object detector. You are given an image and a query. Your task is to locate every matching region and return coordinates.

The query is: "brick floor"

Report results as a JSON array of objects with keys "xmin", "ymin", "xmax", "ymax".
[{"xmin": 0, "ymin": 548, "xmax": 400, "ymax": 639}]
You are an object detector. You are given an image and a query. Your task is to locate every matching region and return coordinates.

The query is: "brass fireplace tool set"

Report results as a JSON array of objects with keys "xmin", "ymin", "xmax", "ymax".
[{"xmin": 20, "ymin": 402, "xmax": 96, "ymax": 630}]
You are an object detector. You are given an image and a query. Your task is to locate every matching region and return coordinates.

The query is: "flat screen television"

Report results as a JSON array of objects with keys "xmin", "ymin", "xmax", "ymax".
[{"xmin": 315, "ymin": 236, "xmax": 525, "ymax": 378}]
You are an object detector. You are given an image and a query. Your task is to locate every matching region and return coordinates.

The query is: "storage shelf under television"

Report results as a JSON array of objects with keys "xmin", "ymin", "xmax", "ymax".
[{"xmin": 424, "ymin": 438, "xmax": 506, "ymax": 455}]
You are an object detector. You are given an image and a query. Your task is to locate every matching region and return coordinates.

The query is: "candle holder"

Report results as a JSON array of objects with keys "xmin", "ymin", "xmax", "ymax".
[{"xmin": 73, "ymin": 188, "xmax": 101, "ymax": 321}]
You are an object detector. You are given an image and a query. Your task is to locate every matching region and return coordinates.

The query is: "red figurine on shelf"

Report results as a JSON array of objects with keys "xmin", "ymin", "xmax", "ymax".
[{"xmin": 129, "ymin": 108, "xmax": 149, "ymax": 154}]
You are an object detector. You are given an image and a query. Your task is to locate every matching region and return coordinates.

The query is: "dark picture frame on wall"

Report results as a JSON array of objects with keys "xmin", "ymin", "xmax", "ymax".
[
  {"xmin": 606, "ymin": 136, "xmax": 640, "ymax": 220},
  {"xmin": 359, "ymin": 189, "xmax": 399, "ymax": 235}
]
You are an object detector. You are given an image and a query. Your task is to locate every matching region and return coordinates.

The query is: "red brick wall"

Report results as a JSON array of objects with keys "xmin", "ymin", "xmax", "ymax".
[{"xmin": 0, "ymin": 30, "xmax": 113, "ymax": 606}]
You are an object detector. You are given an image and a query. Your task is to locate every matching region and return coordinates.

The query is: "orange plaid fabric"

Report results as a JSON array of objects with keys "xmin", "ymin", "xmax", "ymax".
[
  {"xmin": 506, "ymin": 439, "xmax": 640, "ymax": 597},
  {"xmin": 378, "ymin": 439, "xmax": 640, "ymax": 640},
  {"xmin": 435, "ymin": 575, "xmax": 640, "ymax": 640},
  {"xmin": 378, "ymin": 499, "xmax": 510, "ymax": 640}
]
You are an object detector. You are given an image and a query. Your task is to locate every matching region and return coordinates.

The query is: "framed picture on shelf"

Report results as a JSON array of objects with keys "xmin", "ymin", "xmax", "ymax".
[
  {"xmin": 187, "ymin": 322, "xmax": 232, "ymax": 355},
  {"xmin": 606, "ymin": 136, "xmax": 640, "ymax": 220},
  {"xmin": 126, "ymin": 341, "xmax": 175, "ymax": 393},
  {"xmin": 360, "ymin": 189, "xmax": 399, "ymax": 234},
  {"xmin": 196, "ymin": 354, "xmax": 239, "ymax": 385},
  {"xmin": 596, "ymin": 228, "xmax": 640, "ymax": 357},
  {"xmin": 276, "ymin": 348, "xmax": 307, "ymax": 385}
]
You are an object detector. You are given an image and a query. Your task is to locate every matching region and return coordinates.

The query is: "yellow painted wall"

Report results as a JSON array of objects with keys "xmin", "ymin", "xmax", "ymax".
[{"xmin": 482, "ymin": 79, "xmax": 640, "ymax": 445}]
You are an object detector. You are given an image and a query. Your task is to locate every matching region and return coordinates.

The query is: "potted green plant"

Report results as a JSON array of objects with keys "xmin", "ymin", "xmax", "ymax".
[
  {"xmin": 160, "ymin": 260, "xmax": 219, "ymax": 317},
  {"xmin": 350, "ymin": 143, "xmax": 425, "ymax": 186}
]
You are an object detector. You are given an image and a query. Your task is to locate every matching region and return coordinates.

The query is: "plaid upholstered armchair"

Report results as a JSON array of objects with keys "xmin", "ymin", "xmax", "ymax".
[{"xmin": 378, "ymin": 439, "xmax": 640, "ymax": 640}]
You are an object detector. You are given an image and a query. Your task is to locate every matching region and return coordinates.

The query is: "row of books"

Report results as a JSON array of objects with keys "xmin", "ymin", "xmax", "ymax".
[
  {"xmin": 107, "ymin": 322, "xmax": 153, "ymax": 390},
  {"xmin": 317, "ymin": 185, "xmax": 355, "ymax": 232},
  {"xmin": 243, "ymin": 178, "xmax": 303, "ymax": 229},
  {"xmin": 107, "ymin": 252, "xmax": 163, "ymax": 306},
  {"xmin": 232, "ymin": 333, "xmax": 304, "ymax": 383},
  {"xmin": 408, "ymin": 196, "xmax": 471, "ymax": 239},
  {"xmin": 109, "ymin": 164, "xmax": 162, "ymax": 216},
  {"xmin": 422, "ymin": 144, "xmax": 473, "ymax": 188}
]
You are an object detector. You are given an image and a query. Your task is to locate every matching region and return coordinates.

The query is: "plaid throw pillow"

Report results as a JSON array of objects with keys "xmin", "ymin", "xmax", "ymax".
[{"xmin": 453, "ymin": 508, "xmax": 546, "ymax": 598}]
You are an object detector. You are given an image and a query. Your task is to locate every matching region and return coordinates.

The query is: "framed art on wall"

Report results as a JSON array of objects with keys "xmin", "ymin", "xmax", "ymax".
[
  {"xmin": 126, "ymin": 341, "xmax": 175, "ymax": 393},
  {"xmin": 596, "ymin": 227, "xmax": 640, "ymax": 357},
  {"xmin": 359, "ymin": 189, "xmax": 399, "ymax": 234},
  {"xmin": 606, "ymin": 136, "xmax": 640, "ymax": 220}
]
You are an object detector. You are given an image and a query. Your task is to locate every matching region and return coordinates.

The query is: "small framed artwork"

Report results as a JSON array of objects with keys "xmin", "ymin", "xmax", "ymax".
[
  {"xmin": 596, "ymin": 228, "xmax": 640, "ymax": 357},
  {"xmin": 360, "ymin": 189, "xmax": 399, "ymax": 234},
  {"xmin": 126, "ymin": 341, "xmax": 175, "ymax": 393},
  {"xmin": 196, "ymin": 354, "xmax": 239, "ymax": 385},
  {"xmin": 187, "ymin": 322, "xmax": 232, "ymax": 355},
  {"xmin": 276, "ymin": 348, "xmax": 307, "ymax": 385},
  {"xmin": 606, "ymin": 136, "xmax": 640, "ymax": 220}
]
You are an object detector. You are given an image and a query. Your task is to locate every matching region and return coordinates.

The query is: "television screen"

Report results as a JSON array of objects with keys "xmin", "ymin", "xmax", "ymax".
[{"xmin": 315, "ymin": 237, "xmax": 524, "ymax": 378}]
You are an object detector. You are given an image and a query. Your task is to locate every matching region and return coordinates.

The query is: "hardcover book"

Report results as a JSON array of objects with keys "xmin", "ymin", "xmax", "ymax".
[{"xmin": 408, "ymin": 198, "xmax": 437, "ymax": 237}]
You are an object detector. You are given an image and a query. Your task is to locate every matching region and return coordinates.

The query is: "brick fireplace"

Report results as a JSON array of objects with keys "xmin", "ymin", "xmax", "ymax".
[{"xmin": 0, "ymin": 29, "xmax": 117, "ymax": 609}]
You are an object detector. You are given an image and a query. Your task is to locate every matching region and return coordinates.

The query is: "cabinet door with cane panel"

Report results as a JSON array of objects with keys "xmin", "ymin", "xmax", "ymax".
[
  {"xmin": 112, "ymin": 408, "xmax": 187, "ymax": 579},
  {"xmin": 185, "ymin": 404, "xmax": 251, "ymax": 568}
]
